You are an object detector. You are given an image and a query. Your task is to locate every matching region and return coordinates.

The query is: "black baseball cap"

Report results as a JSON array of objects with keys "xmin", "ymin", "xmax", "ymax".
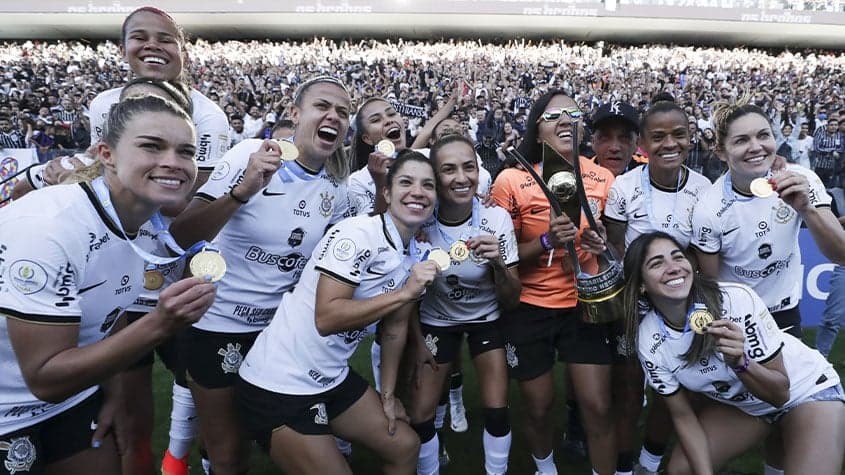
[{"xmin": 590, "ymin": 101, "xmax": 639, "ymax": 133}]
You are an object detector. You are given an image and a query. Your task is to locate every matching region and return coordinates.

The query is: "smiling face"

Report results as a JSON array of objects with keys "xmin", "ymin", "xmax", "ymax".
[
  {"xmin": 593, "ymin": 120, "xmax": 638, "ymax": 177},
  {"xmin": 433, "ymin": 140, "xmax": 478, "ymax": 207},
  {"xmin": 290, "ymin": 82, "xmax": 350, "ymax": 162},
  {"xmin": 433, "ymin": 118, "xmax": 462, "ymax": 142},
  {"xmin": 360, "ymin": 99, "xmax": 406, "ymax": 151},
  {"xmin": 641, "ymin": 237, "xmax": 694, "ymax": 304},
  {"xmin": 536, "ymin": 94, "xmax": 580, "ymax": 159},
  {"xmin": 640, "ymin": 110, "xmax": 690, "ymax": 176},
  {"xmin": 719, "ymin": 112, "xmax": 775, "ymax": 182},
  {"xmin": 121, "ymin": 10, "xmax": 184, "ymax": 81},
  {"xmin": 384, "ymin": 158, "xmax": 437, "ymax": 239},
  {"xmin": 101, "ymin": 110, "xmax": 197, "ymax": 211}
]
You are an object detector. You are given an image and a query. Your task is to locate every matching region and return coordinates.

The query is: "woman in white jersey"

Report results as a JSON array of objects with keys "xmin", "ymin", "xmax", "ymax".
[
  {"xmin": 623, "ymin": 231, "xmax": 844, "ymax": 474},
  {"xmin": 691, "ymin": 95, "xmax": 845, "ymax": 338},
  {"xmin": 237, "ymin": 151, "xmax": 437, "ymax": 474},
  {"xmin": 407, "ymin": 135, "xmax": 521, "ymax": 475},
  {"xmin": 0, "ymin": 95, "xmax": 216, "ymax": 474},
  {"xmin": 168, "ymin": 76, "xmax": 354, "ymax": 475}
]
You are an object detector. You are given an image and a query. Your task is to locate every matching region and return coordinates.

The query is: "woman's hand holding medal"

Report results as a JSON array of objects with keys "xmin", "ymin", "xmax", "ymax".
[
  {"xmin": 150, "ymin": 275, "xmax": 217, "ymax": 336},
  {"xmin": 703, "ymin": 319, "xmax": 746, "ymax": 369},
  {"xmin": 467, "ymin": 234, "xmax": 502, "ymax": 267},
  {"xmin": 771, "ymin": 170, "xmax": 812, "ymax": 214},
  {"xmin": 235, "ymin": 139, "xmax": 284, "ymax": 200},
  {"xmin": 403, "ymin": 260, "xmax": 441, "ymax": 299}
]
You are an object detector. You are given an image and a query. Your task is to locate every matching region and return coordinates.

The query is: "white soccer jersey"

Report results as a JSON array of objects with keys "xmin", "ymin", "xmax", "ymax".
[
  {"xmin": 240, "ymin": 213, "xmax": 413, "ymax": 395},
  {"xmin": 25, "ymin": 153, "xmax": 96, "ymax": 190},
  {"xmin": 418, "ymin": 204, "xmax": 518, "ymax": 326},
  {"xmin": 604, "ymin": 166, "xmax": 710, "ymax": 249},
  {"xmin": 193, "ymin": 139, "xmax": 354, "ymax": 333},
  {"xmin": 346, "ymin": 147, "xmax": 492, "ymax": 215},
  {"xmin": 691, "ymin": 165, "xmax": 831, "ymax": 312},
  {"xmin": 0, "ymin": 183, "xmax": 147, "ymax": 435},
  {"xmin": 88, "ymin": 87, "xmax": 229, "ymax": 170},
  {"xmin": 638, "ymin": 282, "xmax": 839, "ymax": 417},
  {"xmin": 126, "ymin": 216, "xmax": 186, "ymax": 313}
]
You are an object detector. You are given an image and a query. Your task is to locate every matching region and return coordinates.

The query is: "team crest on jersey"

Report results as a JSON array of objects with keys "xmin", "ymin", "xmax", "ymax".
[
  {"xmin": 424, "ymin": 334, "xmax": 439, "ymax": 356},
  {"xmin": 333, "ymin": 238, "xmax": 356, "ymax": 261},
  {"xmin": 505, "ymin": 343, "xmax": 519, "ymax": 368},
  {"xmin": 210, "ymin": 162, "xmax": 230, "ymax": 181},
  {"xmin": 588, "ymin": 198, "xmax": 600, "ymax": 217},
  {"xmin": 615, "ymin": 334, "xmax": 634, "ymax": 357},
  {"xmin": 288, "ymin": 228, "xmax": 305, "ymax": 247},
  {"xmin": 319, "ymin": 192, "xmax": 334, "ymax": 218},
  {"xmin": 217, "ymin": 343, "xmax": 244, "ymax": 374},
  {"xmin": 8, "ymin": 260, "xmax": 47, "ymax": 295},
  {"xmin": 0, "ymin": 436, "xmax": 36, "ymax": 474},
  {"xmin": 311, "ymin": 403, "xmax": 328, "ymax": 425},
  {"xmin": 773, "ymin": 202, "xmax": 794, "ymax": 223}
]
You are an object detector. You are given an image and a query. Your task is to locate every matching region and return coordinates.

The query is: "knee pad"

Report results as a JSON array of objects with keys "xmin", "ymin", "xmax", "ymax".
[
  {"xmin": 483, "ymin": 406, "xmax": 510, "ymax": 437},
  {"xmin": 411, "ymin": 418, "xmax": 436, "ymax": 443}
]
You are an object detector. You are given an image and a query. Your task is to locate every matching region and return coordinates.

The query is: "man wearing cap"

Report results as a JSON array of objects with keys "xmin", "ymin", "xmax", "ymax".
[{"xmin": 589, "ymin": 101, "xmax": 643, "ymax": 177}]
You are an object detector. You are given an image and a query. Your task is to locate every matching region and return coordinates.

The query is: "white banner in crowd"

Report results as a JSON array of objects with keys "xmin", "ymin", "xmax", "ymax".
[{"xmin": 0, "ymin": 149, "xmax": 37, "ymax": 207}]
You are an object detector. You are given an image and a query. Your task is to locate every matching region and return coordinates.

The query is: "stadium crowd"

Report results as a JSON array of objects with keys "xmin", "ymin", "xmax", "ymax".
[{"xmin": 0, "ymin": 8, "xmax": 844, "ymax": 475}]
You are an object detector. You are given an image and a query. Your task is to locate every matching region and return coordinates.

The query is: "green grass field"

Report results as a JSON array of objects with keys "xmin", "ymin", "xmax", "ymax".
[{"xmin": 151, "ymin": 329, "xmax": 845, "ymax": 474}]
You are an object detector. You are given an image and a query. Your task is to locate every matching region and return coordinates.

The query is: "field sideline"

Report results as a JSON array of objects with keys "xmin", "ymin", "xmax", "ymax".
[{"xmin": 149, "ymin": 329, "xmax": 845, "ymax": 474}]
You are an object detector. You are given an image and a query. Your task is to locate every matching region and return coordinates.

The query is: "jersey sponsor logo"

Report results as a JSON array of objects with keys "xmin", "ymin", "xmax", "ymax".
[
  {"xmin": 245, "ymin": 246, "xmax": 306, "ymax": 273},
  {"xmin": 8, "ymin": 260, "xmax": 47, "ymax": 295},
  {"xmin": 758, "ymin": 244, "xmax": 772, "ymax": 259},
  {"xmin": 643, "ymin": 360, "xmax": 669, "ymax": 394},
  {"xmin": 633, "ymin": 212, "xmax": 648, "ymax": 219},
  {"xmin": 294, "ymin": 200, "xmax": 310, "ymax": 218},
  {"xmin": 100, "ymin": 307, "xmax": 122, "ymax": 333},
  {"xmin": 715, "ymin": 198, "xmax": 734, "ymax": 218},
  {"xmin": 336, "ymin": 328, "xmax": 369, "ymax": 345},
  {"xmin": 712, "ymin": 381, "xmax": 731, "ymax": 393},
  {"xmin": 88, "ymin": 232, "xmax": 110, "ymax": 251},
  {"xmin": 317, "ymin": 229, "xmax": 342, "ymax": 261},
  {"xmin": 755, "ymin": 221, "xmax": 770, "ymax": 238},
  {"xmin": 447, "ymin": 286, "xmax": 479, "ymax": 302},
  {"xmin": 196, "ymin": 133, "xmax": 212, "ymax": 163},
  {"xmin": 114, "ymin": 274, "xmax": 132, "ymax": 295},
  {"xmin": 288, "ymin": 228, "xmax": 305, "ymax": 247},
  {"xmin": 529, "ymin": 207, "xmax": 544, "ymax": 215},
  {"xmin": 365, "ymin": 261, "xmax": 388, "ymax": 276},
  {"xmin": 3, "ymin": 402, "xmax": 51, "ymax": 419},
  {"xmin": 698, "ymin": 356, "xmax": 718, "ymax": 374},
  {"xmin": 232, "ymin": 305, "xmax": 276, "ymax": 325},
  {"xmin": 733, "ymin": 255, "xmax": 792, "ymax": 279},
  {"xmin": 209, "ymin": 162, "xmax": 227, "ymax": 181},
  {"xmin": 319, "ymin": 192, "xmax": 334, "ymax": 218},
  {"xmin": 648, "ymin": 331, "xmax": 667, "ymax": 355},
  {"xmin": 218, "ymin": 342, "xmax": 244, "ymax": 373},
  {"xmin": 424, "ymin": 334, "xmax": 439, "ymax": 356},
  {"xmin": 53, "ymin": 262, "xmax": 76, "ymax": 307},
  {"xmin": 744, "ymin": 313, "xmax": 766, "ymax": 359},
  {"xmin": 217, "ymin": 134, "xmax": 229, "ymax": 157},
  {"xmin": 333, "ymin": 239, "xmax": 357, "ymax": 262},
  {"xmin": 722, "ymin": 226, "xmax": 740, "ymax": 236},
  {"xmin": 311, "ymin": 403, "xmax": 328, "ymax": 425},
  {"xmin": 581, "ymin": 169, "xmax": 607, "ymax": 184},
  {"xmin": 505, "ymin": 343, "xmax": 519, "ymax": 368},
  {"xmin": 0, "ymin": 436, "xmax": 36, "ymax": 474},
  {"xmin": 773, "ymin": 202, "xmax": 794, "ymax": 223},
  {"xmin": 308, "ymin": 369, "xmax": 336, "ymax": 387}
]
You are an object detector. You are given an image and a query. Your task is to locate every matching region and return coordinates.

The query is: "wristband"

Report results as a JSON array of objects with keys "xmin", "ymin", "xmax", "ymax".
[
  {"xmin": 228, "ymin": 187, "xmax": 249, "ymax": 204},
  {"xmin": 539, "ymin": 232, "xmax": 553, "ymax": 251},
  {"xmin": 732, "ymin": 356, "xmax": 750, "ymax": 374}
]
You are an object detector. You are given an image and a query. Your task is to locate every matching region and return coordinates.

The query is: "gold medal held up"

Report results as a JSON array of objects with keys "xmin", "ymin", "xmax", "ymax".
[
  {"xmin": 688, "ymin": 308, "xmax": 715, "ymax": 334},
  {"xmin": 190, "ymin": 250, "xmax": 227, "ymax": 283},
  {"xmin": 750, "ymin": 177, "xmax": 773, "ymax": 198},
  {"xmin": 427, "ymin": 249, "xmax": 451, "ymax": 272},
  {"xmin": 449, "ymin": 241, "xmax": 470, "ymax": 262},
  {"xmin": 277, "ymin": 140, "xmax": 299, "ymax": 162},
  {"xmin": 376, "ymin": 139, "xmax": 395, "ymax": 157},
  {"xmin": 143, "ymin": 270, "xmax": 164, "ymax": 290}
]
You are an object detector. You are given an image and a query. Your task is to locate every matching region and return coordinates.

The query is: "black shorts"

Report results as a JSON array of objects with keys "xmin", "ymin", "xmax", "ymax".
[
  {"xmin": 182, "ymin": 327, "xmax": 261, "ymax": 389},
  {"xmin": 420, "ymin": 320, "xmax": 505, "ymax": 364},
  {"xmin": 125, "ymin": 312, "xmax": 186, "ymax": 380},
  {"xmin": 771, "ymin": 307, "xmax": 802, "ymax": 338},
  {"xmin": 236, "ymin": 370, "xmax": 370, "ymax": 451},
  {"xmin": 498, "ymin": 302, "xmax": 616, "ymax": 381},
  {"xmin": 0, "ymin": 390, "xmax": 102, "ymax": 474}
]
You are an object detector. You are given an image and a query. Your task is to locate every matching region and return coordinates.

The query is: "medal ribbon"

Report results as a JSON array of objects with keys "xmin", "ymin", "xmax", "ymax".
[
  {"xmin": 656, "ymin": 303, "xmax": 706, "ymax": 340},
  {"xmin": 433, "ymin": 197, "xmax": 480, "ymax": 247},
  {"xmin": 275, "ymin": 137, "xmax": 324, "ymax": 183},
  {"xmin": 91, "ymin": 177, "xmax": 208, "ymax": 265},
  {"xmin": 640, "ymin": 165, "xmax": 682, "ymax": 233},
  {"xmin": 723, "ymin": 171, "xmax": 771, "ymax": 203},
  {"xmin": 383, "ymin": 211, "xmax": 420, "ymax": 267}
]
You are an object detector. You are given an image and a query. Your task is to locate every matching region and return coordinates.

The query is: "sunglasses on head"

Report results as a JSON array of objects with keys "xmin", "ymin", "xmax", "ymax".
[{"xmin": 539, "ymin": 107, "xmax": 582, "ymax": 123}]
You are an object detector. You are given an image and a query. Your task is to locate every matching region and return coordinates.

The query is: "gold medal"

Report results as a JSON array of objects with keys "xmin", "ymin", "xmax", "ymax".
[
  {"xmin": 427, "ymin": 249, "xmax": 451, "ymax": 272},
  {"xmin": 143, "ymin": 270, "xmax": 164, "ymax": 290},
  {"xmin": 448, "ymin": 241, "xmax": 470, "ymax": 262},
  {"xmin": 688, "ymin": 308, "xmax": 714, "ymax": 335},
  {"xmin": 750, "ymin": 177, "xmax": 773, "ymax": 198},
  {"xmin": 190, "ymin": 250, "xmax": 227, "ymax": 283},
  {"xmin": 277, "ymin": 140, "xmax": 299, "ymax": 161},
  {"xmin": 375, "ymin": 139, "xmax": 396, "ymax": 157}
]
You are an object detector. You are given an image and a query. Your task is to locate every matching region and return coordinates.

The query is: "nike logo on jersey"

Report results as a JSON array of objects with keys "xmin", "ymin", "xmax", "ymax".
[
  {"xmin": 262, "ymin": 189, "xmax": 286, "ymax": 197},
  {"xmin": 633, "ymin": 212, "xmax": 648, "ymax": 219},
  {"xmin": 530, "ymin": 208, "xmax": 544, "ymax": 214},
  {"xmin": 79, "ymin": 280, "xmax": 107, "ymax": 294},
  {"xmin": 365, "ymin": 263, "xmax": 388, "ymax": 276},
  {"xmin": 723, "ymin": 227, "xmax": 740, "ymax": 236}
]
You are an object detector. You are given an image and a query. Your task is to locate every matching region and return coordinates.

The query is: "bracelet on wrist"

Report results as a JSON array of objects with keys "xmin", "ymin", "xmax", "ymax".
[
  {"xmin": 732, "ymin": 356, "xmax": 750, "ymax": 374},
  {"xmin": 229, "ymin": 187, "xmax": 249, "ymax": 204},
  {"xmin": 539, "ymin": 232, "xmax": 553, "ymax": 251}
]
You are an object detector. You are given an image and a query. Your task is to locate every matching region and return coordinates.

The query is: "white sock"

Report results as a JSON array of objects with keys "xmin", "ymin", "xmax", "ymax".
[
  {"xmin": 371, "ymin": 340, "xmax": 382, "ymax": 392},
  {"xmin": 616, "ymin": 471, "xmax": 633, "ymax": 475},
  {"xmin": 483, "ymin": 429, "xmax": 511, "ymax": 475},
  {"xmin": 532, "ymin": 451, "xmax": 557, "ymax": 475},
  {"xmin": 449, "ymin": 385, "xmax": 464, "ymax": 408},
  {"xmin": 763, "ymin": 464, "xmax": 784, "ymax": 475},
  {"xmin": 335, "ymin": 437, "xmax": 352, "ymax": 456},
  {"xmin": 434, "ymin": 403, "xmax": 447, "ymax": 431},
  {"xmin": 638, "ymin": 448, "xmax": 662, "ymax": 473},
  {"xmin": 201, "ymin": 456, "xmax": 211, "ymax": 475},
  {"xmin": 167, "ymin": 382, "xmax": 197, "ymax": 458},
  {"xmin": 417, "ymin": 434, "xmax": 440, "ymax": 475}
]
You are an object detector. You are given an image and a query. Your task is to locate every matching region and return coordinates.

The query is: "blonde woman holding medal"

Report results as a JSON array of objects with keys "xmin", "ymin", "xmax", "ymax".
[
  {"xmin": 624, "ymin": 231, "xmax": 845, "ymax": 475},
  {"xmin": 0, "ymin": 95, "xmax": 216, "ymax": 474},
  {"xmin": 408, "ymin": 135, "xmax": 521, "ymax": 475},
  {"xmin": 691, "ymin": 95, "xmax": 845, "ymax": 339},
  {"xmin": 237, "ymin": 151, "xmax": 438, "ymax": 474},
  {"xmin": 169, "ymin": 76, "xmax": 354, "ymax": 475}
]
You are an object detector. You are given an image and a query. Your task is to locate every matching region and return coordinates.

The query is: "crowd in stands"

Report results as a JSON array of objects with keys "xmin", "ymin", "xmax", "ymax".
[{"xmin": 1, "ymin": 38, "xmax": 843, "ymax": 184}]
